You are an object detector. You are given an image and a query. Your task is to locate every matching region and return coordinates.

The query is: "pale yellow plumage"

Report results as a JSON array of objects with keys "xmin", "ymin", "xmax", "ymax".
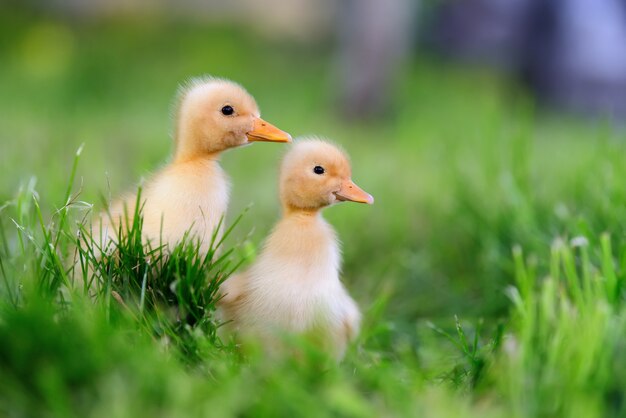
[
  {"xmin": 90, "ymin": 77, "xmax": 291, "ymax": 255},
  {"xmin": 219, "ymin": 138, "xmax": 373, "ymax": 360}
]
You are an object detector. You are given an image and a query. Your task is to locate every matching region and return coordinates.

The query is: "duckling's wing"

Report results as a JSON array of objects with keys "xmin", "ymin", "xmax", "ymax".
[
  {"xmin": 342, "ymin": 296, "xmax": 362, "ymax": 342},
  {"xmin": 218, "ymin": 273, "xmax": 245, "ymax": 307}
]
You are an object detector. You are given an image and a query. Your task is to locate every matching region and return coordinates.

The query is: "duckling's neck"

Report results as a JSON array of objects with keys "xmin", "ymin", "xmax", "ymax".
[
  {"xmin": 173, "ymin": 127, "xmax": 224, "ymax": 163},
  {"xmin": 282, "ymin": 205, "xmax": 322, "ymax": 219},
  {"xmin": 265, "ymin": 206, "xmax": 339, "ymax": 278},
  {"xmin": 173, "ymin": 147, "xmax": 222, "ymax": 164}
]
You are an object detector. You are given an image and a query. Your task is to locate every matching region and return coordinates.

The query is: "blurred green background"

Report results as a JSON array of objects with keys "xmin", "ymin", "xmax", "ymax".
[
  {"xmin": 4, "ymin": 2, "xmax": 626, "ymax": 417},
  {"xmin": 2, "ymin": 4, "xmax": 626, "ymax": 323}
]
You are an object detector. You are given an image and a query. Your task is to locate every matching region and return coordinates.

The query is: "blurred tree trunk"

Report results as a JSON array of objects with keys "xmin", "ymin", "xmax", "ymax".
[
  {"xmin": 436, "ymin": 0, "xmax": 626, "ymax": 119},
  {"xmin": 434, "ymin": 0, "xmax": 531, "ymax": 70},
  {"xmin": 336, "ymin": 0, "xmax": 417, "ymax": 121},
  {"xmin": 525, "ymin": 0, "xmax": 626, "ymax": 118}
]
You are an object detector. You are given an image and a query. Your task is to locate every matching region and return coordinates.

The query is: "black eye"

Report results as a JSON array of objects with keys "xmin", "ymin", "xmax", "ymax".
[
  {"xmin": 221, "ymin": 105, "xmax": 234, "ymax": 116},
  {"xmin": 313, "ymin": 166, "xmax": 325, "ymax": 175}
]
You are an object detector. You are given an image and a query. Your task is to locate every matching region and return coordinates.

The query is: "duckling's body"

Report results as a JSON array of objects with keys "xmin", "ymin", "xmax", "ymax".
[
  {"xmin": 220, "ymin": 139, "xmax": 373, "ymax": 360},
  {"xmin": 102, "ymin": 158, "xmax": 228, "ymax": 254},
  {"xmin": 92, "ymin": 77, "xmax": 291, "ymax": 254},
  {"xmin": 222, "ymin": 213, "xmax": 360, "ymax": 358}
]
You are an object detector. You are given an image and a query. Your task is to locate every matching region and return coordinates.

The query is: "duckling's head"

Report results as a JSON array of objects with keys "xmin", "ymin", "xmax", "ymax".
[
  {"xmin": 174, "ymin": 77, "xmax": 291, "ymax": 161},
  {"xmin": 280, "ymin": 138, "xmax": 374, "ymax": 212}
]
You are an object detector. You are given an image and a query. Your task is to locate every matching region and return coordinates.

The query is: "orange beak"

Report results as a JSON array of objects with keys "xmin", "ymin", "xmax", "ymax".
[
  {"xmin": 334, "ymin": 179, "xmax": 374, "ymax": 204},
  {"xmin": 247, "ymin": 117, "xmax": 292, "ymax": 143}
]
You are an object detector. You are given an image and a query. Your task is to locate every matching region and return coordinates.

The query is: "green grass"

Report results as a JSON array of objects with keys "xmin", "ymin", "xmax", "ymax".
[{"xmin": 2, "ymin": 10, "xmax": 626, "ymax": 417}]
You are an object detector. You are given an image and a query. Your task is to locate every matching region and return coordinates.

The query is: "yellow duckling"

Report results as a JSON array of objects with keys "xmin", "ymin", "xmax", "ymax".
[
  {"xmin": 93, "ymin": 77, "xmax": 291, "ymax": 254},
  {"xmin": 219, "ymin": 138, "xmax": 373, "ymax": 360}
]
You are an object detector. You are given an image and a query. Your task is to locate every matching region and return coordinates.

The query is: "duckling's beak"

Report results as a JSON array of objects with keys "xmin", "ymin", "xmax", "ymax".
[
  {"xmin": 334, "ymin": 179, "xmax": 374, "ymax": 204},
  {"xmin": 247, "ymin": 118, "xmax": 292, "ymax": 143}
]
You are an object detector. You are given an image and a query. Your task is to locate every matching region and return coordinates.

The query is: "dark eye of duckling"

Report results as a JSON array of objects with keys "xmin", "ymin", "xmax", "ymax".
[
  {"xmin": 313, "ymin": 166, "xmax": 325, "ymax": 175},
  {"xmin": 221, "ymin": 105, "xmax": 234, "ymax": 116}
]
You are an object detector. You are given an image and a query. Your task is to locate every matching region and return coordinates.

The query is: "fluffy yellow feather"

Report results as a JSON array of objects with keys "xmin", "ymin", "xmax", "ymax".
[
  {"xmin": 219, "ymin": 138, "xmax": 373, "ymax": 360},
  {"xmin": 91, "ymin": 77, "xmax": 291, "ymax": 255}
]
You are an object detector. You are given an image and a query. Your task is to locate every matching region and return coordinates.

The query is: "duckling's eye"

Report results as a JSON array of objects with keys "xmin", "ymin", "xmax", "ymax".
[
  {"xmin": 221, "ymin": 105, "xmax": 234, "ymax": 116},
  {"xmin": 313, "ymin": 166, "xmax": 325, "ymax": 175}
]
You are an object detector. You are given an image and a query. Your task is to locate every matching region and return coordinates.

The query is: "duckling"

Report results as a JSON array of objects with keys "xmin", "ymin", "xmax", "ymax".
[
  {"xmin": 92, "ymin": 77, "xmax": 291, "ymax": 255},
  {"xmin": 219, "ymin": 138, "xmax": 373, "ymax": 360}
]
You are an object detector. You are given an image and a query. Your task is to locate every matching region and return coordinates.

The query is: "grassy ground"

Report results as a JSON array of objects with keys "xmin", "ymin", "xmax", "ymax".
[{"xmin": 2, "ymin": 11, "xmax": 626, "ymax": 417}]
